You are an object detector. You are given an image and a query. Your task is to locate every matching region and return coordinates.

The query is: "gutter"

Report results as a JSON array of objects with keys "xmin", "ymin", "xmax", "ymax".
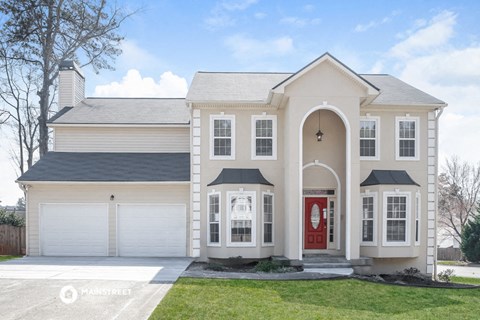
[{"xmin": 433, "ymin": 105, "xmax": 446, "ymax": 280}]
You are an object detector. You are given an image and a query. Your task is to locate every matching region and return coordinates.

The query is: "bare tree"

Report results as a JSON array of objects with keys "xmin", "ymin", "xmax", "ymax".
[
  {"xmin": 438, "ymin": 156, "xmax": 480, "ymax": 244},
  {"xmin": 0, "ymin": 44, "xmax": 41, "ymax": 175},
  {"xmin": 0, "ymin": 0, "xmax": 132, "ymax": 157}
]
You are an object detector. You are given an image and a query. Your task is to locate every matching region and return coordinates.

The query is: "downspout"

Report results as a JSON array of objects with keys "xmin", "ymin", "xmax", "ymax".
[{"xmin": 434, "ymin": 105, "xmax": 446, "ymax": 280}]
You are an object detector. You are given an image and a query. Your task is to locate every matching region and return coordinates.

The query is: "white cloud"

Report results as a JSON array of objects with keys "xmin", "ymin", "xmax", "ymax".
[
  {"xmin": 205, "ymin": 0, "xmax": 258, "ymax": 30},
  {"xmin": 354, "ymin": 11, "xmax": 399, "ymax": 33},
  {"xmin": 390, "ymin": 10, "xmax": 456, "ymax": 59},
  {"xmin": 117, "ymin": 40, "xmax": 160, "ymax": 71},
  {"xmin": 225, "ymin": 34, "xmax": 294, "ymax": 62},
  {"xmin": 254, "ymin": 12, "xmax": 266, "ymax": 19},
  {"xmin": 94, "ymin": 69, "xmax": 188, "ymax": 98},
  {"xmin": 371, "ymin": 10, "xmax": 480, "ymax": 164},
  {"xmin": 280, "ymin": 16, "xmax": 320, "ymax": 27}
]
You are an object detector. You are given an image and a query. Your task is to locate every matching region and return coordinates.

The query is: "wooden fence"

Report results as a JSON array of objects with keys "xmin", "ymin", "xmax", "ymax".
[
  {"xmin": 437, "ymin": 247, "xmax": 462, "ymax": 261},
  {"xmin": 0, "ymin": 224, "xmax": 26, "ymax": 255}
]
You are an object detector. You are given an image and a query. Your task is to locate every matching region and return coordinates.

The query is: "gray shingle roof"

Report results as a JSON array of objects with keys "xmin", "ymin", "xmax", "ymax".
[
  {"xmin": 17, "ymin": 152, "xmax": 190, "ymax": 182},
  {"xmin": 186, "ymin": 72, "xmax": 444, "ymax": 106},
  {"xmin": 186, "ymin": 72, "xmax": 291, "ymax": 102},
  {"xmin": 207, "ymin": 168, "xmax": 273, "ymax": 186},
  {"xmin": 360, "ymin": 170, "xmax": 420, "ymax": 187},
  {"xmin": 49, "ymin": 98, "xmax": 189, "ymax": 124},
  {"xmin": 362, "ymin": 75, "xmax": 445, "ymax": 106}
]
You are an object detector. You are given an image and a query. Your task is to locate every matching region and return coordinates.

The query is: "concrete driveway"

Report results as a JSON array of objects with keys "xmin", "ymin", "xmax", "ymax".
[
  {"xmin": 0, "ymin": 257, "xmax": 192, "ymax": 320},
  {"xmin": 437, "ymin": 264, "xmax": 480, "ymax": 278}
]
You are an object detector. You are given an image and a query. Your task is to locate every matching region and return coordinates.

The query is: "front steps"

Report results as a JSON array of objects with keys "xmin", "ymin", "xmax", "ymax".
[{"xmin": 301, "ymin": 254, "xmax": 372, "ymax": 275}]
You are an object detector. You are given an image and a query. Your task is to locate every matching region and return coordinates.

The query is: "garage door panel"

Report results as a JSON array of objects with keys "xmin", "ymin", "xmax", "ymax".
[
  {"xmin": 117, "ymin": 204, "xmax": 186, "ymax": 257},
  {"xmin": 40, "ymin": 203, "xmax": 108, "ymax": 256}
]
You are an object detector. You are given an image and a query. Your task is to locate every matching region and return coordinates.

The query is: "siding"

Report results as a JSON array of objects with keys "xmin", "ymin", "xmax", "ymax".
[
  {"xmin": 54, "ymin": 126, "xmax": 190, "ymax": 152},
  {"xmin": 27, "ymin": 184, "xmax": 190, "ymax": 256}
]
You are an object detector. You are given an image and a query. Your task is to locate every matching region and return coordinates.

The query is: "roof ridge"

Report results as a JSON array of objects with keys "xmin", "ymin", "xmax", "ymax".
[{"xmin": 196, "ymin": 71, "xmax": 293, "ymax": 75}]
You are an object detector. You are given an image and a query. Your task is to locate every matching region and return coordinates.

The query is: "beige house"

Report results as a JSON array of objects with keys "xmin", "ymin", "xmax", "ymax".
[{"xmin": 18, "ymin": 54, "xmax": 446, "ymax": 274}]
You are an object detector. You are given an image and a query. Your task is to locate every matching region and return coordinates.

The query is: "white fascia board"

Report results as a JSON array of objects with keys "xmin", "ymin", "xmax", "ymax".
[{"xmin": 48, "ymin": 123, "xmax": 190, "ymax": 128}]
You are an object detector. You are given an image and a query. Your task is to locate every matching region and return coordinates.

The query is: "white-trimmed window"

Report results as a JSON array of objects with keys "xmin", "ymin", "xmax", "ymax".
[
  {"xmin": 207, "ymin": 192, "xmax": 221, "ymax": 246},
  {"xmin": 360, "ymin": 117, "xmax": 379, "ymax": 160},
  {"xmin": 251, "ymin": 115, "xmax": 277, "ymax": 160},
  {"xmin": 210, "ymin": 114, "xmax": 235, "ymax": 160},
  {"xmin": 262, "ymin": 192, "xmax": 274, "ymax": 245},
  {"xmin": 361, "ymin": 193, "xmax": 377, "ymax": 245},
  {"xmin": 227, "ymin": 191, "xmax": 256, "ymax": 246},
  {"xmin": 383, "ymin": 192, "xmax": 411, "ymax": 246},
  {"xmin": 396, "ymin": 117, "xmax": 419, "ymax": 160},
  {"xmin": 415, "ymin": 192, "xmax": 421, "ymax": 245}
]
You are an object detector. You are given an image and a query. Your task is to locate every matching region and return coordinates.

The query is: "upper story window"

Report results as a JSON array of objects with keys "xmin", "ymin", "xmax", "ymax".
[
  {"xmin": 251, "ymin": 115, "xmax": 277, "ymax": 160},
  {"xmin": 207, "ymin": 192, "xmax": 221, "ymax": 246},
  {"xmin": 383, "ymin": 192, "xmax": 411, "ymax": 246},
  {"xmin": 360, "ymin": 117, "xmax": 379, "ymax": 160},
  {"xmin": 361, "ymin": 193, "xmax": 377, "ymax": 245},
  {"xmin": 396, "ymin": 117, "xmax": 419, "ymax": 160},
  {"xmin": 210, "ymin": 114, "xmax": 235, "ymax": 160},
  {"xmin": 227, "ymin": 191, "xmax": 256, "ymax": 247}
]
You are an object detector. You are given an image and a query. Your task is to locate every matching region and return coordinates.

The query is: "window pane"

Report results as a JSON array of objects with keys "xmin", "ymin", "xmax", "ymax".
[
  {"xmin": 360, "ymin": 139, "xmax": 376, "ymax": 157},
  {"xmin": 360, "ymin": 120, "xmax": 376, "ymax": 138},
  {"xmin": 387, "ymin": 221, "xmax": 406, "ymax": 241},
  {"xmin": 399, "ymin": 140, "xmax": 415, "ymax": 157},
  {"xmin": 214, "ymin": 119, "xmax": 231, "ymax": 137},
  {"xmin": 256, "ymin": 139, "xmax": 273, "ymax": 156},
  {"xmin": 231, "ymin": 194, "xmax": 253, "ymax": 243},
  {"xmin": 210, "ymin": 223, "xmax": 219, "ymax": 243},
  {"xmin": 264, "ymin": 224, "xmax": 272, "ymax": 243},
  {"xmin": 256, "ymin": 120, "xmax": 272, "ymax": 137},
  {"xmin": 362, "ymin": 220, "xmax": 373, "ymax": 242},
  {"xmin": 329, "ymin": 200, "xmax": 334, "ymax": 243},
  {"xmin": 214, "ymin": 138, "xmax": 231, "ymax": 156}
]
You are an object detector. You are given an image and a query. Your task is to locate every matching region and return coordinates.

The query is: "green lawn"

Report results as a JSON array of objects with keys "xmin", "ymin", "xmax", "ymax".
[
  {"xmin": 0, "ymin": 255, "xmax": 21, "ymax": 262},
  {"xmin": 452, "ymin": 276, "xmax": 480, "ymax": 285},
  {"xmin": 150, "ymin": 278, "xmax": 480, "ymax": 320}
]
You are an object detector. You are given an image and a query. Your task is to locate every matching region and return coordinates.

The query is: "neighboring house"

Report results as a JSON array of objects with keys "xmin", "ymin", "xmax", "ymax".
[{"xmin": 17, "ymin": 54, "xmax": 446, "ymax": 274}]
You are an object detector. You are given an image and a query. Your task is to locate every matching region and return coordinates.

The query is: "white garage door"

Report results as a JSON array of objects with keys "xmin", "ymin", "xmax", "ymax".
[
  {"xmin": 40, "ymin": 203, "xmax": 108, "ymax": 256},
  {"xmin": 117, "ymin": 204, "xmax": 186, "ymax": 257}
]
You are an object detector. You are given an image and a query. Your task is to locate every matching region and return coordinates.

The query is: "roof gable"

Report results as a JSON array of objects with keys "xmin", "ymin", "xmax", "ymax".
[{"xmin": 272, "ymin": 52, "xmax": 379, "ymax": 96}]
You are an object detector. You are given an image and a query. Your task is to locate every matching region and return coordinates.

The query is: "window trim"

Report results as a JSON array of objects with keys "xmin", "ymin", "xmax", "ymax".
[
  {"xmin": 360, "ymin": 192, "xmax": 377, "ymax": 246},
  {"xmin": 251, "ymin": 115, "xmax": 277, "ymax": 160},
  {"xmin": 226, "ymin": 191, "xmax": 256, "ymax": 247},
  {"xmin": 360, "ymin": 116, "xmax": 380, "ymax": 160},
  {"xmin": 382, "ymin": 191, "xmax": 411, "ymax": 247},
  {"xmin": 262, "ymin": 191, "xmax": 274, "ymax": 246},
  {"xmin": 415, "ymin": 192, "xmax": 421, "ymax": 246},
  {"xmin": 207, "ymin": 191, "xmax": 221, "ymax": 247},
  {"xmin": 210, "ymin": 114, "xmax": 235, "ymax": 160},
  {"xmin": 395, "ymin": 116, "xmax": 419, "ymax": 161}
]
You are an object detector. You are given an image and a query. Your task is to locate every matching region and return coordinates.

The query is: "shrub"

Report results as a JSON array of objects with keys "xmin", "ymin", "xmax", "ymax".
[
  {"xmin": 206, "ymin": 263, "xmax": 226, "ymax": 271},
  {"xmin": 0, "ymin": 209, "xmax": 25, "ymax": 227},
  {"xmin": 255, "ymin": 260, "xmax": 281, "ymax": 273},
  {"xmin": 461, "ymin": 214, "xmax": 480, "ymax": 262},
  {"xmin": 438, "ymin": 269, "xmax": 455, "ymax": 283}
]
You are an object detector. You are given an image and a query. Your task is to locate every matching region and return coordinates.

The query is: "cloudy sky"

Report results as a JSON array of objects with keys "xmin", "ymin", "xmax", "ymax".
[{"xmin": 1, "ymin": 0, "xmax": 479, "ymax": 204}]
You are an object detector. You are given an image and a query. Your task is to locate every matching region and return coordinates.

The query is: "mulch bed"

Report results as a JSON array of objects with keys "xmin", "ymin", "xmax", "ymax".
[{"xmin": 355, "ymin": 273, "xmax": 478, "ymax": 289}]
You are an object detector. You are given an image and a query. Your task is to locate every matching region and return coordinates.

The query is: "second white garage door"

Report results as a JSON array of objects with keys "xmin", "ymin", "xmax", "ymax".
[{"xmin": 117, "ymin": 204, "xmax": 186, "ymax": 257}]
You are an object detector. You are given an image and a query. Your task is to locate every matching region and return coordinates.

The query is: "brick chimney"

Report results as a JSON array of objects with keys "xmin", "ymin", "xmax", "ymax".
[{"xmin": 58, "ymin": 60, "xmax": 85, "ymax": 108}]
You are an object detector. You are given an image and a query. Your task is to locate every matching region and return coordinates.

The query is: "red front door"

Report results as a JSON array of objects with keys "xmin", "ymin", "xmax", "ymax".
[{"xmin": 304, "ymin": 197, "xmax": 328, "ymax": 249}]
